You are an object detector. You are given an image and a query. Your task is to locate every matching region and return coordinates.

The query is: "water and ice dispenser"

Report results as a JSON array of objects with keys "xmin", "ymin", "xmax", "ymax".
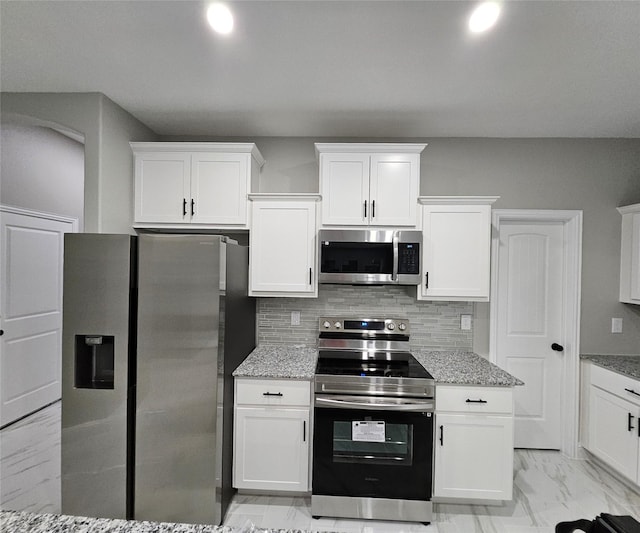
[{"xmin": 75, "ymin": 335, "xmax": 115, "ymax": 389}]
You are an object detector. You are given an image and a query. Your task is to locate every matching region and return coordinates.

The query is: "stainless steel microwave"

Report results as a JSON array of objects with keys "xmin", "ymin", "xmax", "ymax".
[{"xmin": 318, "ymin": 229, "xmax": 422, "ymax": 285}]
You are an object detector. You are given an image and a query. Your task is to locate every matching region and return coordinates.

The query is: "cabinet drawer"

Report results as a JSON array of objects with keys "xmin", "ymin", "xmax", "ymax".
[
  {"xmin": 590, "ymin": 363, "xmax": 640, "ymax": 407},
  {"xmin": 437, "ymin": 385, "xmax": 513, "ymax": 414},
  {"xmin": 236, "ymin": 378, "xmax": 311, "ymax": 406}
]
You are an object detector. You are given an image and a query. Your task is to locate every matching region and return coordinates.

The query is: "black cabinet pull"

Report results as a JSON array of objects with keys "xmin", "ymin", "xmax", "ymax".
[
  {"xmin": 309, "ymin": 267, "xmax": 312, "ymax": 285},
  {"xmin": 263, "ymin": 392, "xmax": 283, "ymax": 397},
  {"xmin": 629, "ymin": 413, "xmax": 635, "ymax": 432},
  {"xmin": 183, "ymin": 198, "xmax": 187, "ymax": 216},
  {"xmin": 466, "ymin": 398, "xmax": 488, "ymax": 404},
  {"xmin": 303, "ymin": 420, "xmax": 307, "ymax": 442},
  {"xmin": 0, "ymin": 330, "xmax": 4, "ymax": 336},
  {"xmin": 439, "ymin": 425, "xmax": 444, "ymax": 446},
  {"xmin": 425, "ymin": 272, "xmax": 429, "ymax": 289},
  {"xmin": 372, "ymin": 200, "xmax": 376, "ymax": 218},
  {"xmin": 625, "ymin": 388, "xmax": 640, "ymax": 398},
  {"xmin": 191, "ymin": 199, "xmax": 195, "ymax": 216},
  {"xmin": 364, "ymin": 200, "xmax": 367, "ymax": 218}
]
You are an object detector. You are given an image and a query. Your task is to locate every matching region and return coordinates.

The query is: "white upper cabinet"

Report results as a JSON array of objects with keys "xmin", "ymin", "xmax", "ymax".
[
  {"xmin": 316, "ymin": 143, "xmax": 426, "ymax": 227},
  {"xmin": 618, "ymin": 203, "xmax": 640, "ymax": 304},
  {"xmin": 132, "ymin": 143, "xmax": 264, "ymax": 229},
  {"xmin": 248, "ymin": 194, "xmax": 320, "ymax": 298},
  {"xmin": 417, "ymin": 196, "xmax": 498, "ymax": 302}
]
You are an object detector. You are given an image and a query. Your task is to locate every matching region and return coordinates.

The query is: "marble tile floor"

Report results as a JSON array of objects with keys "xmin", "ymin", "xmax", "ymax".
[
  {"xmin": 0, "ymin": 401, "xmax": 61, "ymax": 515},
  {"xmin": 2, "ymin": 401, "xmax": 640, "ymax": 532}
]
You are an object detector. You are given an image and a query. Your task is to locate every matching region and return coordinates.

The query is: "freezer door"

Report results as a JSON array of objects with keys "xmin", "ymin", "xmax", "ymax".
[
  {"xmin": 61, "ymin": 234, "xmax": 136, "ymax": 520},
  {"xmin": 135, "ymin": 234, "xmax": 222, "ymax": 525}
]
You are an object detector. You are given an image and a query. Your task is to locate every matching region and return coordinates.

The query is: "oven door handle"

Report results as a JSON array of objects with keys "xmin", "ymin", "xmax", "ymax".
[{"xmin": 315, "ymin": 396, "xmax": 434, "ymax": 412}]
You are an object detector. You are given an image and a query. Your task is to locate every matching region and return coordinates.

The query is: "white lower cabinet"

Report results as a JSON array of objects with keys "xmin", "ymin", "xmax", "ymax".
[
  {"xmin": 233, "ymin": 378, "xmax": 311, "ymax": 492},
  {"xmin": 583, "ymin": 362, "xmax": 640, "ymax": 485},
  {"xmin": 434, "ymin": 385, "xmax": 514, "ymax": 502}
]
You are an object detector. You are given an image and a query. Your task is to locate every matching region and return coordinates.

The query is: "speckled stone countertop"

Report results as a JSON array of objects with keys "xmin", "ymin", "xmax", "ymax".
[
  {"xmin": 0, "ymin": 510, "xmax": 322, "ymax": 533},
  {"xmin": 233, "ymin": 345, "xmax": 522, "ymax": 386},
  {"xmin": 414, "ymin": 350, "xmax": 524, "ymax": 386},
  {"xmin": 581, "ymin": 354, "xmax": 640, "ymax": 381},
  {"xmin": 0, "ymin": 510, "xmax": 234, "ymax": 533},
  {"xmin": 233, "ymin": 345, "xmax": 317, "ymax": 379}
]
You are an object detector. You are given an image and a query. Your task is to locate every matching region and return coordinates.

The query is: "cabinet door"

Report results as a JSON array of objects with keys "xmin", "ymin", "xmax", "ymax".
[
  {"xmin": 134, "ymin": 153, "xmax": 191, "ymax": 223},
  {"xmin": 233, "ymin": 407, "xmax": 309, "ymax": 491},
  {"xmin": 421, "ymin": 204, "xmax": 491, "ymax": 300},
  {"xmin": 249, "ymin": 201, "xmax": 316, "ymax": 295},
  {"xmin": 320, "ymin": 154, "xmax": 370, "ymax": 226},
  {"xmin": 369, "ymin": 153, "xmax": 419, "ymax": 227},
  {"xmin": 434, "ymin": 413, "xmax": 513, "ymax": 501},
  {"xmin": 588, "ymin": 386, "xmax": 639, "ymax": 482},
  {"xmin": 631, "ymin": 213, "xmax": 640, "ymax": 301},
  {"xmin": 191, "ymin": 153, "xmax": 249, "ymax": 225}
]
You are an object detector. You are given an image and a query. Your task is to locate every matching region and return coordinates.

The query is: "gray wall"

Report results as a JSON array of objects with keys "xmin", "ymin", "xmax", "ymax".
[
  {"xmin": 1, "ymin": 124, "xmax": 84, "ymax": 227},
  {"xmin": 1, "ymin": 92, "xmax": 157, "ymax": 233},
  {"xmin": 164, "ymin": 135, "xmax": 640, "ymax": 356},
  {"xmin": 1, "ymin": 105, "xmax": 635, "ymax": 355}
]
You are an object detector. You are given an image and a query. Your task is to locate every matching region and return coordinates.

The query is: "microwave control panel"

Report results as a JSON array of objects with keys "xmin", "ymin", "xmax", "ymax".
[{"xmin": 398, "ymin": 243, "xmax": 420, "ymax": 274}]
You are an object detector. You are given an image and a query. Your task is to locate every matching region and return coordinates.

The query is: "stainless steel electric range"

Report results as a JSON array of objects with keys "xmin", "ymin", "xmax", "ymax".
[{"xmin": 312, "ymin": 317, "xmax": 435, "ymax": 524}]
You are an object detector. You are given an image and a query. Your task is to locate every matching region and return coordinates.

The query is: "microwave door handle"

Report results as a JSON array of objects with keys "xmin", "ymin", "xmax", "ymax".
[{"xmin": 392, "ymin": 232, "xmax": 399, "ymax": 281}]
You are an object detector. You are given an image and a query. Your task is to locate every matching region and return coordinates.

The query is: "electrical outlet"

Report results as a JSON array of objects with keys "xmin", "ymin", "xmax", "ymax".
[
  {"xmin": 460, "ymin": 314, "xmax": 472, "ymax": 331},
  {"xmin": 291, "ymin": 311, "xmax": 301, "ymax": 326},
  {"xmin": 611, "ymin": 317, "xmax": 623, "ymax": 333}
]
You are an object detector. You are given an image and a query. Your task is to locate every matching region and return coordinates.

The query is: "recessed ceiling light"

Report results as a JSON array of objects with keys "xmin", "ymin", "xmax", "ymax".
[
  {"xmin": 468, "ymin": 2, "xmax": 501, "ymax": 33},
  {"xmin": 207, "ymin": 3, "xmax": 234, "ymax": 35}
]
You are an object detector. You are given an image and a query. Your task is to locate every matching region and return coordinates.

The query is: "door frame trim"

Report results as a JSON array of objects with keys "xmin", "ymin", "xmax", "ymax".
[
  {"xmin": 490, "ymin": 209, "xmax": 583, "ymax": 457},
  {"xmin": 1, "ymin": 204, "xmax": 80, "ymax": 231}
]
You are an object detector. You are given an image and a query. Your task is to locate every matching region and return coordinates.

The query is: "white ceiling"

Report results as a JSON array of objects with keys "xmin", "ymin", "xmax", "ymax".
[{"xmin": 2, "ymin": 0, "xmax": 640, "ymax": 138}]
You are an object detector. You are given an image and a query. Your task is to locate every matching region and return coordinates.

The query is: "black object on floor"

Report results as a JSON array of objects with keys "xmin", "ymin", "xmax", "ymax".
[{"xmin": 555, "ymin": 513, "xmax": 640, "ymax": 533}]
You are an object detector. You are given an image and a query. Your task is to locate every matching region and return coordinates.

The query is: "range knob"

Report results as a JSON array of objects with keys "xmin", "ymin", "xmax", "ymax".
[
  {"xmin": 398, "ymin": 323, "xmax": 407, "ymax": 331},
  {"xmin": 387, "ymin": 322, "xmax": 396, "ymax": 330},
  {"xmin": 322, "ymin": 321, "xmax": 331, "ymax": 329},
  {"xmin": 334, "ymin": 321, "xmax": 342, "ymax": 329}
]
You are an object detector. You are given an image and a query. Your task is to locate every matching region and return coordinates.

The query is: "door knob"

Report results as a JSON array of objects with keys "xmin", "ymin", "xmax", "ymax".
[{"xmin": 551, "ymin": 343, "xmax": 564, "ymax": 352}]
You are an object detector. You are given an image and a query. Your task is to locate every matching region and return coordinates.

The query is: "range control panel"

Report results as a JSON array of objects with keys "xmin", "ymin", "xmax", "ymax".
[{"xmin": 318, "ymin": 317, "xmax": 410, "ymax": 335}]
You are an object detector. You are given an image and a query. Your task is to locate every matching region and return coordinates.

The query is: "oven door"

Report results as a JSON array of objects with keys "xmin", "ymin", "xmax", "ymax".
[{"xmin": 312, "ymin": 395, "xmax": 433, "ymax": 501}]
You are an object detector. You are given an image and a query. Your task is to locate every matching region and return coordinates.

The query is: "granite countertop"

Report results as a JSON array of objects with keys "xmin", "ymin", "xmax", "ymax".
[
  {"xmin": 581, "ymin": 354, "xmax": 640, "ymax": 381},
  {"xmin": 234, "ymin": 345, "xmax": 522, "ymax": 386},
  {"xmin": 414, "ymin": 350, "xmax": 524, "ymax": 386},
  {"xmin": 0, "ymin": 510, "xmax": 233, "ymax": 533},
  {"xmin": 0, "ymin": 510, "xmax": 318, "ymax": 533},
  {"xmin": 233, "ymin": 345, "xmax": 317, "ymax": 379}
]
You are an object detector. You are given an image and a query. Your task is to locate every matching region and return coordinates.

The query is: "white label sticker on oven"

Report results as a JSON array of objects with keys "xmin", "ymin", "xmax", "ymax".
[{"xmin": 352, "ymin": 421, "xmax": 385, "ymax": 442}]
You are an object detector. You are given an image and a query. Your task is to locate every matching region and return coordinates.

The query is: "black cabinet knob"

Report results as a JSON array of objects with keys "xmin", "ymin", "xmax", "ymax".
[
  {"xmin": 551, "ymin": 343, "xmax": 564, "ymax": 352},
  {"xmin": 0, "ymin": 329, "xmax": 4, "ymax": 336}
]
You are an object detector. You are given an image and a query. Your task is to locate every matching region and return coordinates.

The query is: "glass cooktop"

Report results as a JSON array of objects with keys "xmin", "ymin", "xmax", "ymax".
[{"xmin": 316, "ymin": 350, "xmax": 432, "ymax": 380}]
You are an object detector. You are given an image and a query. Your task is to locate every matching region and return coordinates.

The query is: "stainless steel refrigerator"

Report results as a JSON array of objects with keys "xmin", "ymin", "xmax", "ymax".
[{"xmin": 61, "ymin": 233, "xmax": 255, "ymax": 525}]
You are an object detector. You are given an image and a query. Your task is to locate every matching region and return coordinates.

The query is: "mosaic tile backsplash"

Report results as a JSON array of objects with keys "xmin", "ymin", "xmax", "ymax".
[{"xmin": 257, "ymin": 285, "xmax": 473, "ymax": 350}]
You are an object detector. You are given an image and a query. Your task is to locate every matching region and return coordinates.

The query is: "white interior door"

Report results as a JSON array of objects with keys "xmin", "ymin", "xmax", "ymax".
[
  {"xmin": 0, "ymin": 207, "xmax": 76, "ymax": 427},
  {"xmin": 495, "ymin": 221, "xmax": 565, "ymax": 449}
]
